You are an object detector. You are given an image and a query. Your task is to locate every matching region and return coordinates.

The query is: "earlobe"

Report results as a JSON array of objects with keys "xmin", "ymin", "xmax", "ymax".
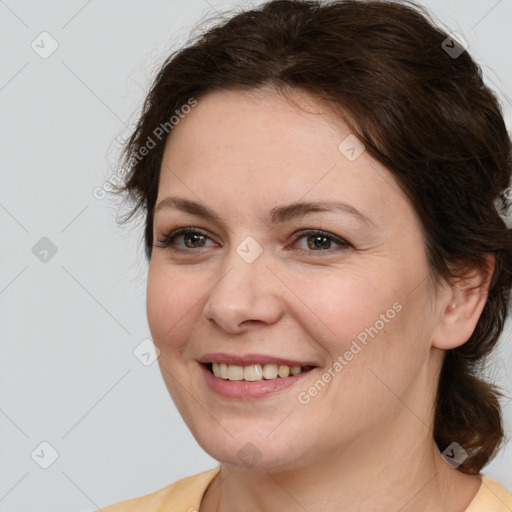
[{"xmin": 431, "ymin": 254, "xmax": 495, "ymax": 350}]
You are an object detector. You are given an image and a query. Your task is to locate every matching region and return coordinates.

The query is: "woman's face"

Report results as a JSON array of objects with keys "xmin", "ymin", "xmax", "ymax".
[{"xmin": 147, "ymin": 88, "xmax": 444, "ymax": 471}]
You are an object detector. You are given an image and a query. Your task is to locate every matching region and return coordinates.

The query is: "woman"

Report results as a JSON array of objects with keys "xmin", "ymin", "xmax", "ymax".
[{"xmin": 98, "ymin": 0, "xmax": 512, "ymax": 510}]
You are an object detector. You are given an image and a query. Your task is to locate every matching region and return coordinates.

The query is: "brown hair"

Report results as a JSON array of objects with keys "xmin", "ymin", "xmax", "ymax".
[{"xmin": 113, "ymin": 0, "xmax": 512, "ymax": 474}]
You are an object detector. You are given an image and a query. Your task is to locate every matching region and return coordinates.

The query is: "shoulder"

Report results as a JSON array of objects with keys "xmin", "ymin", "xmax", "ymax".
[
  {"xmin": 465, "ymin": 476, "xmax": 512, "ymax": 512},
  {"xmin": 95, "ymin": 466, "xmax": 220, "ymax": 512}
]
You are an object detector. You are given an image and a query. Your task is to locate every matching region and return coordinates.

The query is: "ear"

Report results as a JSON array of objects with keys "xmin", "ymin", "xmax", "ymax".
[{"xmin": 431, "ymin": 254, "xmax": 495, "ymax": 350}]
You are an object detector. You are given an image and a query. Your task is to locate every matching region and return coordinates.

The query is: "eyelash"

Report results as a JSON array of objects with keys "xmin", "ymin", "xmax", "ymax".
[{"xmin": 155, "ymin": 227, "xmax": 351, "ymax": 256}]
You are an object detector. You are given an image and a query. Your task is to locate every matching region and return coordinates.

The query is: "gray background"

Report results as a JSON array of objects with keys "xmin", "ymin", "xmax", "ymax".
[{"xmin": 0, "ymin": 1, "xmax": 510, "ymax": 511}]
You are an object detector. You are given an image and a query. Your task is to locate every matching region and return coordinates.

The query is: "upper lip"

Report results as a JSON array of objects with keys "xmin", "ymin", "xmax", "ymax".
[{"xmin": 198, "ymin": 353, "xmax": 317, "ymax": 367}]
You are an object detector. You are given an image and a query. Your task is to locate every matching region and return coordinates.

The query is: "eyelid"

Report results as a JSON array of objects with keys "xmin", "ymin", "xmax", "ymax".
[
  {"xmin": 154, "ymin": 226, "xmax": 351, "ymax": 254},
  {"xmin": 156, "ymin": 227, "xmax": 218, "ymax": 249},
  {"xmin": 293, "ymin": 228, "xmax": 349, "ymax": 243}
]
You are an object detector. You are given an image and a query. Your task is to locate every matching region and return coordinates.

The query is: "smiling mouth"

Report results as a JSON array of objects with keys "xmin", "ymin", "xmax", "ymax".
[{"xmin": 204, "ymin": 362, "xmax": 315, "ymax": 381}]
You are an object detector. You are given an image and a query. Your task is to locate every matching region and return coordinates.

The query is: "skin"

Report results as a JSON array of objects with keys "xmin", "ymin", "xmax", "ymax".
[{"xmin": 147, "ymin": 88, "xmax": 492, "ymax": 512}]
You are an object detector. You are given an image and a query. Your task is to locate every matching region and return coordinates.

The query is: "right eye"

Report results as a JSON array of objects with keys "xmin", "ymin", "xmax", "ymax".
[{"xmin": 155, "ymin": 227, "xmax": 218, "ymax": 252}]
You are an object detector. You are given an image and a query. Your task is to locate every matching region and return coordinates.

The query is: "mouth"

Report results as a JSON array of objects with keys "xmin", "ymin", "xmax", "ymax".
[
  {"xmin": 197, "ymin": 353, "xmax": 319, "ymax": 399},
  {"xmin": 203, "ymin": 362, "xmax": 316, "ymax": 381}
]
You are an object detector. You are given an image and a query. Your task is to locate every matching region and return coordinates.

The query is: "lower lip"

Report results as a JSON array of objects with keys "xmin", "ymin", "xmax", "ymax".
[{"xmin": 200, "ymin": 364, "xmax": 314, "ymax": 399}]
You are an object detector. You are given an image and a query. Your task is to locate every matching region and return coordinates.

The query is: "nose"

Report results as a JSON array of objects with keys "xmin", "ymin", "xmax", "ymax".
[{"xmin": 202, "ymin": 246, "xmax": 286, "ymax": 334}]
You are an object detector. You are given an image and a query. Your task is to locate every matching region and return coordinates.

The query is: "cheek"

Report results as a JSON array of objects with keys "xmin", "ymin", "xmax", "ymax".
[
  {"xmin": 295, "ymin": 266, "xmax": 428, "ymax": 405},
  {"xmin": 146, "ymin": 262, "xmax": 202, "ymax": 349},
  {"xmin": 291, "ymin": 267, "xmax": 402, "ymax": 355}
]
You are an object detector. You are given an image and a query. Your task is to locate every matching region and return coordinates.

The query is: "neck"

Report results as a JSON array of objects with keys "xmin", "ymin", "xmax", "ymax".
[{"xmin": 202, "ymin": 424, "xmax": 481, "ymax": 512}]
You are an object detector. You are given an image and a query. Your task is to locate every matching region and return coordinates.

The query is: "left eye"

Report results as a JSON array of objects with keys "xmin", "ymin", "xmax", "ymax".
[
  {"xmin": 155, "ymin": 228, "xmax": 350, "ymax": 254},
  {"xmin": 292, "ymin": 229, "xmax": 350, "ymax": 253}
]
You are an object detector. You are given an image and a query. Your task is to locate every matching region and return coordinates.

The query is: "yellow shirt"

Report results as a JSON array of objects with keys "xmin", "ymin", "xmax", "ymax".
[{"xmin": 96, "ymin": 466, "xmax": 512, "ymax": 512}]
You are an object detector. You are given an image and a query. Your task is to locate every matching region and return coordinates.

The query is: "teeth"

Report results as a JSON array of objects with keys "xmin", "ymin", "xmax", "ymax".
[
  {"xmin": 211, "ymin": 362, "xmax": 308, "ymax": 381},
  {"xmin": 227, "ymin": 365, "xmax": 244, "ymax": 381},
  {"xmin": 263, "ymin": 363, "xmax": 278, "ymax": 379},
  {"xmin": 278, "ymin": 364, "xmax": 290, "ymax": 378},
  {"xmin": 219, "ymin": 363, "xmax": 229, "ymax": 379},
  {"xmin": 290, "ymin": 365, "xmax": 302, "ymax": 375},
  {"xmin": 244, "ymin": 364, "xmax": 263, "ymax": 381}
]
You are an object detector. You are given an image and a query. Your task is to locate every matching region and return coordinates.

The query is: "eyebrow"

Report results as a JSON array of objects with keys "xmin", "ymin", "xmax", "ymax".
[{"xmin": 154, "ymin": 196, "xmax": 375, "ymax": 227}]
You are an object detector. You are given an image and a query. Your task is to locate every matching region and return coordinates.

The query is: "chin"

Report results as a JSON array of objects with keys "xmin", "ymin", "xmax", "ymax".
[{"xmin": 189, "ymin": 425, "xmax": 312, "ymax": 472}]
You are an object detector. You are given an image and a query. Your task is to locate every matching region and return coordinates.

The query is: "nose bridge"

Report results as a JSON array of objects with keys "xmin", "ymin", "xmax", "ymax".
[{"xmin": 203, "ymin": 237, "xmax": 284, "ymax": 332}]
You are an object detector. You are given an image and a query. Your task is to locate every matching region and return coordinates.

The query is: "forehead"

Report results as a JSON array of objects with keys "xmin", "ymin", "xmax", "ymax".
[
  {"xmin": 164, "ymin": 87, "xmax": 347, "ymax": 166},
  {"xmin": 158, "ymin": 88, "xmax": 411, "ymax": 225}
]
